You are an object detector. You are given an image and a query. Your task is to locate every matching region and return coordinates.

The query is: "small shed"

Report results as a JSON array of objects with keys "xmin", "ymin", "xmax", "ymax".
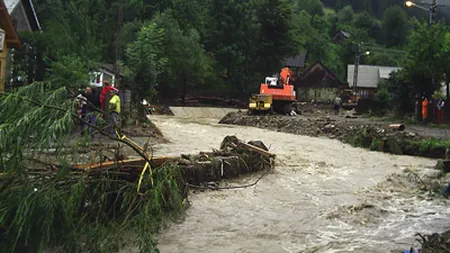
[
  {"xmin": 295, "ymin": 61, "xmax": 343, "ymax": 102},
  {"xmin": 347, "ymin": 65, "xmax": 402, "ymax": 98},
  {"xmin": 89, "ymin": 63, "xmax": 124, "ymax": 87},
  {"xmin": 333, "ymin": 30, "xmax": 350, "ymax": 43}
]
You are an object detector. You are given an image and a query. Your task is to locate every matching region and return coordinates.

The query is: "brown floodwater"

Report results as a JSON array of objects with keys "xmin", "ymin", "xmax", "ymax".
[{"xmin": 145, "ymin": 116, "xmax": 450, "ymax": 253}]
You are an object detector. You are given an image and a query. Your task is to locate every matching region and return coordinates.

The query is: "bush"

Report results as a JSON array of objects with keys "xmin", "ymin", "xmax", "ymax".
[{"xmin": 372, "ymin": 79, "xmax": 393, "ymax": 115}]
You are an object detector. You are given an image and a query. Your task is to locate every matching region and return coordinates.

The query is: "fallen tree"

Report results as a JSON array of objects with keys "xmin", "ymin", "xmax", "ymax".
[{"xmin": 0, "ymin": 84, "xmax": 274, "ymax": 252}]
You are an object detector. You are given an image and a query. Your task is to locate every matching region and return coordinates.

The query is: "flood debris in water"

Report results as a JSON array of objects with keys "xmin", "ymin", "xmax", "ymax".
[
  {"xmin": 415, "ymin": 231, "xmax": 450, "ymax": 253},
  {"xmin": 74, "ymin": 135, "xmax": 275, "ymax": 187},
  {"xmin": 1, "ymin": 134, "xmax": 275, "ymax": 252}
]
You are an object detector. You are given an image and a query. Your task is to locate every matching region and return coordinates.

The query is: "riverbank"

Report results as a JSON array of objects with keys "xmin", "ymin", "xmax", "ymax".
[{"xmin": 219, "ymin": 112, "xmax": 450, "ymax": 159}]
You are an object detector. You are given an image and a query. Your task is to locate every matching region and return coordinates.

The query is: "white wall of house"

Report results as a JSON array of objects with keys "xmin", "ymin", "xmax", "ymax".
[
  {"xmin": 89, "ymin": 70, "xmax": 116, "ymax": 87},
  {"xmin": 347, "ymin": 65, "xmax": 402, "ymax": 89}
]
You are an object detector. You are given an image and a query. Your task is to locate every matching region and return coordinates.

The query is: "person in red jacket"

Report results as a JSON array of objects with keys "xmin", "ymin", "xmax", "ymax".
[{"xmin": 100, "ymin": 81, "xmax": 115, "ymax": 111}]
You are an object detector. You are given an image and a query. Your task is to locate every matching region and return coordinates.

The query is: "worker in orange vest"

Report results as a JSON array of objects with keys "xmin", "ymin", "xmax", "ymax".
[{"xmin": 422, "ymin": 97, "xmax": 429, "ymax": 124}]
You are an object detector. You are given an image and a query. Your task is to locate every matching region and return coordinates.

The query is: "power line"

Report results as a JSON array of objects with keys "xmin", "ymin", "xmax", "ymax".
[{"xmin": 362, "ymin": 45, "xmax": 407, "ymax": 55}]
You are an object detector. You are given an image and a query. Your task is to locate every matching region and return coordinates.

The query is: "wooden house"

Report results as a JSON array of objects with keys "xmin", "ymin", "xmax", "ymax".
[
  {"xmin": 295, "ymin": 61, "xmax": 344, "ymax": 102},
  {"xmin": 0, "ymin": 0, "xmax": 22, "ymax": 91},
  {"xmin": 5, "ymin": 0, "xmax": 41, "ymax": 32}
]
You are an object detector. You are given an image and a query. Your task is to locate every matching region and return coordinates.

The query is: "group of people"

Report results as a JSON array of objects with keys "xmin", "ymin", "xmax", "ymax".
[
  {"xmin": 420, "ymin": 97, "xmax": 446, "ymax": 124},
  {"xmin": 76, "ymin": 81, "xmax": 121, "ymax": 137}
]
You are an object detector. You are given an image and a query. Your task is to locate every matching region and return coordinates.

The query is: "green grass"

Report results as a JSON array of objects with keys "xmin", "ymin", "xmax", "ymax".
[{"xmin": 408, "ymin": 139, "xmax": 450, "ymax": 153}]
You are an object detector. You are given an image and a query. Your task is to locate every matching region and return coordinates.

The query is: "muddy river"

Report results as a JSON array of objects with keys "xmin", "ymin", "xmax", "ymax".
[{"xmin": 148, "ymin": 116, "xmax": 450, "ymax": 253}]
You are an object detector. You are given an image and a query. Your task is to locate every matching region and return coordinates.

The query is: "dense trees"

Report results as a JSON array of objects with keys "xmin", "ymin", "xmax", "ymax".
[
  {"xmin": 7, "ymin": 0, "xmax": 450, "ymax": 104},
  {"xmin": 381, "ymin": 6, "xmax": 409, "ymax": 47}
]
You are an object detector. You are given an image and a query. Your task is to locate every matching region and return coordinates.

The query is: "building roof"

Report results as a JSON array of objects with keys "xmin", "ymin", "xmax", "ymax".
[
  {"xmin": 0, "ymin": 0, "xmax": 21, "ymax": 48},
  {"xmin": 335, "ymin": 30, "xmax": 350, "ymax": 38},
  {"xmin": 378, "ymin": 66, "xmax": 402, "ymax": 79},
  {"xmin": 100, "ymin": 63, "xmax": 124, "ymax": 77},
  {"xmin": 301, "ymin": 61, "xmax": 343, "ymax": 84},
  {"xmin": 4, "ymin": 0, "xmax": 41, "ymax": 31},
  {"xmin": 347, "ymin": 65, "xmax": 402, "ymax": 88},
  {"xmin": 285, "ymin": 51, "xmax": 307, "ymax": 68}
]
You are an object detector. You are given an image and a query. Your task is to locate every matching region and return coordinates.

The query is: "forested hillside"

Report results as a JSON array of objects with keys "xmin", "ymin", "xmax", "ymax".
[{"xmin": 10, "ymin": 0, "xmax": 446, "ymax": 101}]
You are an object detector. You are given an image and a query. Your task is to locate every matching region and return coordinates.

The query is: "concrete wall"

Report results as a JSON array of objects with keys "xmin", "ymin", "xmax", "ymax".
[
  {"xmin": 296, "ymin": 88, "xmax": 337, "ymax": 102},
  {"xmin": 169, "ymin": 106, "xmax": 243, "ymax": 118}
]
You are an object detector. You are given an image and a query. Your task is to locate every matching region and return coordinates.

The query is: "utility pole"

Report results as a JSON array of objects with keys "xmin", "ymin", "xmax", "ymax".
[
  {"xmin": 114, "ymin": 0, "xmax": 123, "ymax": 88},
  {"xmin": 351, "ymin": 42, "xmax": 370, "ymax": 101},
  {"xmin": 352, "ymin": 43, "xmax": 360, "ymax": 97},
  {"xmin": 405, "ymin": 0, "xmax": 444, "ymax": 24},
  {"xmin": 430, "ymin": 0, "xmax": 437, "ymax": 24}
]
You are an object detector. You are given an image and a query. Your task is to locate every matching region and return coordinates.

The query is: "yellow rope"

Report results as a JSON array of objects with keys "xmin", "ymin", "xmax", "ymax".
[{"xmin": 115, "ymin": 130, "xmax": 154, "ymax": 193}]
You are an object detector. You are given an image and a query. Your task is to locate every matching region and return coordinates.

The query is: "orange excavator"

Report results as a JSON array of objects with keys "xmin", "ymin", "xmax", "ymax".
[{"xmin": 248, "ymin": 67, "xmax": 297, "ymax": 115}]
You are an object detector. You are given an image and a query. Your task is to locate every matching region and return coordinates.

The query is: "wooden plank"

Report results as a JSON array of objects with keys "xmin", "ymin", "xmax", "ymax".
[
  {"xmin": 74, "ymin": 156, "xmax": 179, "ymax": 170},
  {"xmin": 238, "ymin": 142, "xmax": 276, "ymax": 158}
]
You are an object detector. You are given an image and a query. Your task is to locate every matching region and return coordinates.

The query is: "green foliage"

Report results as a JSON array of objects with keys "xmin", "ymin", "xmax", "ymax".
[
  {"xmin": 369, "ymin": 138, "xmax": 382, "ymax": 151},
  {"xmin": 257, "ymin": 0, "xmax": 302, "ymax": 75},
  {"xmin": 336, "ymin": 5, "xmax": 354, "ymax": 23},
  {"xmin": 47, "ymin": 55, "xmax": 92, "ymax": 89},
  {"xmin": 153, "ymin": 11, "xmax": 210, "ymax": 99},
  {"xmin": 409, "ymin": 139, "xmax": 450, "ymax": 154},
  {"xmin": 0, "ymin": 163, "xmax": 184, "ymax": 253},
  {"xmin": 346, "ymin": 128, "xmax": 372, "ymax": 148},
  {"xmin": 404, "ymin": 19, "xmax": 448, "ymax": 97},
  {"xmin": 19, "ymin": 0, "xmax": 434, "ymax": 101},
  {"xmin": 0, "ymin": 83, "xmax": 73, "ymax": 167},
  {"xmin": 294, "ymin": 0, "xmax": 325, "ymax": 16},
  {"xmin": 124, "ymin": 22, "xmax": 167, "ymax": 101},
  {"xmin": 381, "ymin": 5, "xmax": 409, "ymax": 47},
  {"xmin": 383, "ymin": 69, "xmax": 413, "ymax": 115},
  {"xmin": 372, "ymin": 79, "xmax": 393, "ymax": 115},
  {"xmin": 205, "ymin": 0, "xmax": 261, "ymax": 93},
  {"xmin": 0, "ymin": 83, "xmax": 184, "ymax": 252}
]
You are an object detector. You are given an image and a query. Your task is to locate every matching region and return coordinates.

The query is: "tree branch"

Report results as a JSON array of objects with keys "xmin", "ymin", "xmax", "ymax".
[{"xmin": 1, "ymin": 92, "xmax": 154, "ymax": 166}]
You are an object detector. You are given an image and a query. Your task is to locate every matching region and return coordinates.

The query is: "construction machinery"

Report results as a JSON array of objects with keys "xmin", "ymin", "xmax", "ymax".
[
  {"xmin": 248, "ymin": 67, "xmax": 297, "ymax": 115},
  {"xmin": 339, "ymin": 89, "xmax": 359, "ymax": 110}
]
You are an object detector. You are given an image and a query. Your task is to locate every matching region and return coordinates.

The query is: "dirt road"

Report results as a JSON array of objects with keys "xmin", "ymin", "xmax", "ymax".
[{"xmin": 150, "ymin": 116, "xmax": 449, "ymax": 253}]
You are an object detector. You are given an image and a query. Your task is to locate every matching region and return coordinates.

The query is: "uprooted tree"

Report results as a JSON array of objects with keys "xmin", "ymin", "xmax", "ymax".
[
  {"xmin": 0, "ymin": 83, "xmax": 185, "ymax": 253},
  {"xmin": 0, "ymin": 82, "xmax": 275, "ymax": 253}
]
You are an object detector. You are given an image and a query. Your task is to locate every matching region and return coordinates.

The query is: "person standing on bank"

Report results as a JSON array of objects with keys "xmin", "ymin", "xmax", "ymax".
[
  {"xmin": 100, "ymin": 81, "xmax": 115, "ymax": 113},
  {"xmin": 436, "ymin": 98, "xmax": 445, "ymax": 124},
  {"xmin": 422, "ymin": 97, "xmax": 429, "ymax": 124},
  {"xmin": 332, "ymin": 95, "xmax": 343, "ymax": 115},
  {"xmin": 108, "ymin": 88, "xmax": 121, "ymax": 136}
]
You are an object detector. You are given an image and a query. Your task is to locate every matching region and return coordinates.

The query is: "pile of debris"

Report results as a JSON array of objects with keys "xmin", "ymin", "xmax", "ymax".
[
  {"xmin": 219, "ymin": 112, "xmax": 446, "ymax": 158},
  {"xmin": 75, "ymin": 135, "xmax": 275, "ymax": 187},
  {"xmin": 416, "ymin": 231, "xmax": 450, "ymax": 253},
  {"xmin": 219, "ymin": 112, "xmax": 365, "ymax": 139}
]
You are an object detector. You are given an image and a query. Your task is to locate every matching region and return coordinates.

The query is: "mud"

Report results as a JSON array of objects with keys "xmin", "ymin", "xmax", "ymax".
[
  {"xmin": 146, "ymin": 116, "xmax": 450, "ymax": 253},
  {"xmin": 219, "ymin": 112, "xmax": 449, "ymax": 158}
]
